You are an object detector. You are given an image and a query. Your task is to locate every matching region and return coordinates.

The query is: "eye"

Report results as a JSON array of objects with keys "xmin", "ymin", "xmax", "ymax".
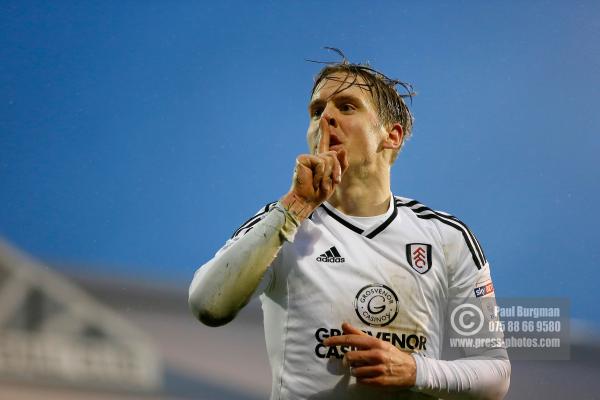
[
  {"xmin": 339, "ymin": 103, "xmax": 356, "ymax": 112},
  {"xmin": 311, "ymin": 107, "xmax": 324, "ymax": 119}
]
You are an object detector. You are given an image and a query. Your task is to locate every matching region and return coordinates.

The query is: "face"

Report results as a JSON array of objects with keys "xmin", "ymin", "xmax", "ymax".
[{"xmin": 307, "ymin": 73, "xmax": 398, "ymax": 167}]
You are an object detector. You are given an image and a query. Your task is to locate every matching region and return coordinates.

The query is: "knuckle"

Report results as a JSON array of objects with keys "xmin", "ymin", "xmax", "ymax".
[
  {"xmin": 370, "ymin": 377, "xmax": 385, "ymax": 386},
  {"xmin": 374, "ymin": 340, "xmax": 387, "ymax": 350},
  {"xmin": 373, "ymin": 350, "xmax": 387, "ymax": 362},
  {"xmin": 358, "ymin": 377, "xmax": 379, "ymax": 386}
]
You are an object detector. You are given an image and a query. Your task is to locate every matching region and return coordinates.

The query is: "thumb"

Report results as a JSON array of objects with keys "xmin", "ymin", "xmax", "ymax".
[{"xmin": 342, "ymin": 322, "xmax": 365, "ymax": 336}]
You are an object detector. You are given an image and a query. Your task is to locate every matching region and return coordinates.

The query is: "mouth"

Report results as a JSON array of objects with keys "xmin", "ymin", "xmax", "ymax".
[
  {"xmin": 329, "ymin": 134, "xmax": 342, "ymax": 147},
  {"xmin": 312, "ymin": 130, "xmax": 344, "ymax": 154},
  {"xmin": 328, "ymin": 134, "xmax": 345, "ymax": 154}
]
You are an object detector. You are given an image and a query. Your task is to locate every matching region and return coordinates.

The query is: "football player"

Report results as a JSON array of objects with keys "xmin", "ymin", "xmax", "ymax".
[{"xmin": 189, "ymin": 53, "xmax": 510, "ymax": 399}]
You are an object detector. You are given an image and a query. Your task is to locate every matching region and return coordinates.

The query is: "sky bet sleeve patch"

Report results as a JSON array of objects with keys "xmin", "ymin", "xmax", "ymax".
[{"xmin": 474, "ymin": 279, "xmax": 495, "ymax": 298}]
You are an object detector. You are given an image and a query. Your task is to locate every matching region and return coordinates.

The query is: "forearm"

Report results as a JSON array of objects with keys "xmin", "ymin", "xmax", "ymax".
[
  {"xmin": 188, "ymin": 201, "xmax": 301, "ymax": 327},
  {"xmin": 412, "ymin": 351, "xmax": 511, "ymax": 400}
]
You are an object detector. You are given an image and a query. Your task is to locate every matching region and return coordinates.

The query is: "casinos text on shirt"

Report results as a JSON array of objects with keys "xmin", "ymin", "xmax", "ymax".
[{"xmin": 314, "ymin": 327, "xmax": 427, "ymax": 359}]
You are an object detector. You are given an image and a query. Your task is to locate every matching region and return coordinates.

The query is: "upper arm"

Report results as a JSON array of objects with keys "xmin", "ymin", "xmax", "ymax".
[
  {"xmin": 188, "ymin": 202, "xmax": 280, "ymax": 325},
  {"xmin": 442, "ymin": 220, "xmax": 507, "ymax": 360}
]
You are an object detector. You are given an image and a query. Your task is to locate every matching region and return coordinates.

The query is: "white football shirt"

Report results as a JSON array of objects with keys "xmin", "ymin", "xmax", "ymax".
[{"xmin": 214, "ymin": 194, "xmax": 500, "ymax": 400}]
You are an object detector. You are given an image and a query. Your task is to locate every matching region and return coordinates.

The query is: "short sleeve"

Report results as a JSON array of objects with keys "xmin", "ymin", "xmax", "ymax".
[{"xmin": 443, "ymin": 221, "xmax": 506, "ymax": 358}]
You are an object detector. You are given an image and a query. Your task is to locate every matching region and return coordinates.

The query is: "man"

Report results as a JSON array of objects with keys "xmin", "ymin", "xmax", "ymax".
[{"xmin": 189, "ymin": 56, "xmax": 511, "ymax": 399}]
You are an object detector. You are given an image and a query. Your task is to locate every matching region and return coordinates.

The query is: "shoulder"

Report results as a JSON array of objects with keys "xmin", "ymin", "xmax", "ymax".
[
  {"xmin": 231, "ymin": 201, "xmax": 277, "ymax": 239},
  {"xmin": 394, "ymin": 195, "xmax": 463, "ymax": 229},
  {"xmin": 394, "ymin": 195, "xmax": 487, "ymax": 270}
]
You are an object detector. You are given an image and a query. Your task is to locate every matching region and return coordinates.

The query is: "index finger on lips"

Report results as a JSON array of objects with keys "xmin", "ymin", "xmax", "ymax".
[
  {"xmin": 323, "ymin": 334, "xmax": 379, "ymax": 349},
  {"xmin": 318, "ymin": 118, "xmax": 330, "ymax": 154}
]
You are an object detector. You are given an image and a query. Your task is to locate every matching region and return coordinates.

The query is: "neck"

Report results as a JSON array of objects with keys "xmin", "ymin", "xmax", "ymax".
[{"xmin": 327, "ymin": 163, "xmax": 392, "ymax": 217}]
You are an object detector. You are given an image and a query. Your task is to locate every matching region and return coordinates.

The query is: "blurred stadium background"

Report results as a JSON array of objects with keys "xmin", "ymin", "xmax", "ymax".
[{"xmin": 1, "ymin": 239, "xmax": 599, "ymax": 399}]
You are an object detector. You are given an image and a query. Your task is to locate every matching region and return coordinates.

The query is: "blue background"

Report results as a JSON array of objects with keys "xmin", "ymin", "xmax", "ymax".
[{"xmin": 1, "ymin": 1, "xmax": 599, "ymax": 322}]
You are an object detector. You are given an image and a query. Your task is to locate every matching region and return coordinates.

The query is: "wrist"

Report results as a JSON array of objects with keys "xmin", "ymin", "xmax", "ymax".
[
  {"xmin": 410, "ymin": 352, "xmax": 425, "ymax": 390},
  {"xmin": 407, "ymin": 352, "xmax": 418, "ymax": 388},
  {"xmin": 280, "ymin": 192, "xmax": 316, "ymax": 222}
]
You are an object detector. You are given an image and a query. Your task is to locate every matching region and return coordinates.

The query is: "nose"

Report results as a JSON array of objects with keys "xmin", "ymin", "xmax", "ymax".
[{"xmin": 321, "ymin": 111, "xmax": 338, "ymax": 128}]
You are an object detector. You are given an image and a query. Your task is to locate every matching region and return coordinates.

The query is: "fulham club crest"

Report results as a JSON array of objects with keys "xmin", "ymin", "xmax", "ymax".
[{"xmin": 406, "ymin": 243, "xmax": 432, "ymax": 274}]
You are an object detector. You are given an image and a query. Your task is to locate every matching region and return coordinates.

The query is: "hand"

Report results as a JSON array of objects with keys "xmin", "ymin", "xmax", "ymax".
[
  {"xmin": 281, "ymin": 118, "xmax": 348, "ymax": 220},
  {"xmin": 323, "ymin": 322, "xmax": 417, "ymax": 388}
]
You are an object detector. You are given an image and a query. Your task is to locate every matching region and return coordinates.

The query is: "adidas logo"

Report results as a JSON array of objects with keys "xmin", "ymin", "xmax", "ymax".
[{"xmin": 316, "ymin": 246, "xmax": 345, "ymax": 263}]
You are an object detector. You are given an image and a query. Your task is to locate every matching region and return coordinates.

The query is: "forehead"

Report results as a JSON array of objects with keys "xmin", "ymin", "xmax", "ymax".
[{"xmin": 311, "ymin": 72, "xmax": 374, "ymax": 103}]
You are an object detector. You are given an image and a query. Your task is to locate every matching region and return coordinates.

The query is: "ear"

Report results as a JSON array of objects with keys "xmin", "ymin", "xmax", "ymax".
[{"xmin": 381, "ymin": 123, "xmax": 403, "ymax": 150}]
